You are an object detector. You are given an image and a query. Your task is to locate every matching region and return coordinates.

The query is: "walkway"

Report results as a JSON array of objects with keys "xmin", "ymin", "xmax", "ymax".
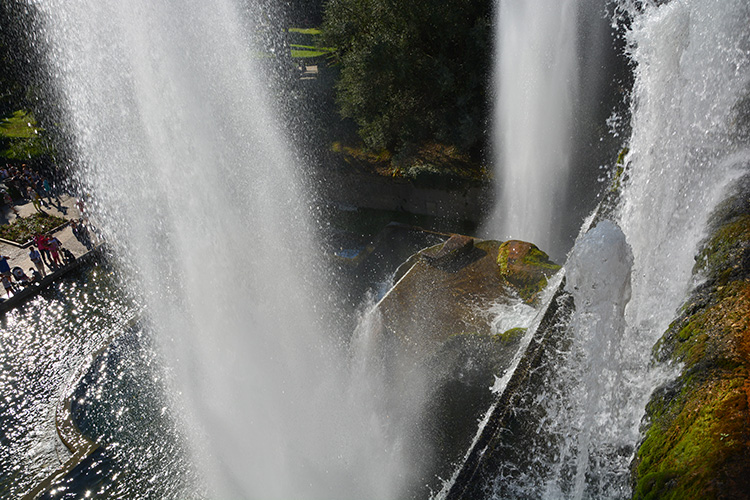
[{"xmin": 0, "ymin": 194, "xmax": 92, "ymax": 304}]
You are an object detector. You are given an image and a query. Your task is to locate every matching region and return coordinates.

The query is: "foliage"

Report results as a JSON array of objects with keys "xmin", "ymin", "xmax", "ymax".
[
  {"xmin": 0, "ymin": 212, "xmax": 66, "ymax": 244},
  {"xmin": 321, "ymin": 0, "xmax": 492, "ymax": 160},
  {"xmin": 0, "ymin": 1, "xmax": 44, "ymax": 117}
]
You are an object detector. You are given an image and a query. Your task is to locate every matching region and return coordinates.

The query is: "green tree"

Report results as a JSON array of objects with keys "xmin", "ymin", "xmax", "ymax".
[
  {"xmin": 321, "ymin": 0, "xmax": 491, "ymax": 162},
  {"xmin": 0, "ymin": 0, "xmax": 41, "ymax": 117}
]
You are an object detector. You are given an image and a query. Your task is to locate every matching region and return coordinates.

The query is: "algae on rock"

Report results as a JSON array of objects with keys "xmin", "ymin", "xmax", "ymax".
[{"xmin": 632, "ymin": 176, "xmax": 750, "ymax": 500}]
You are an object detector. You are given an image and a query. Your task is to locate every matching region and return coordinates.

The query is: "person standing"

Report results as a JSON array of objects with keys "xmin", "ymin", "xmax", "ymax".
[
  {"xmin": 3, "ymin": 190, "xmax": 18, "ymax": 216},
  {"xmin": 0, "ymin": 254, "xmax": 11, "ymax": 276},
  {"xmin": 29, "ymin": 245, "xmax": 46, "ymax": 277},
  {"xmin": 28, "ymin": 186, "xmax": 42, "ymax": 213},
  {"xmin": 1, "ymin": 273, "xmax": 13, "ymax": 298},
  {"xmin": 0, "ymin": 254, "xmax": 12, "ymax": 298},
  {"xmin": 48, "ymin": 235, "xmax": 61, "ymax": 268},
  {"xmin": 35, "ymin": 234, "xmax": 51, "ymax": 266}
]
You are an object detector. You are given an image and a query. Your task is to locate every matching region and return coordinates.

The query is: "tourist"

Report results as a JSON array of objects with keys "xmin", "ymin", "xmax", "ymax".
[
  {"xmin": 42, "ymin": 177, "xmax": 59, "ymax": 205},
  {"xmin": 3, "ymin": 190, "xmax": 18, "ymax": 216},
  {"xmin": 28, "ymin": 245, "xmax": 46, "ymax": 277},
  {"xmin": 0, "ymin": 254, "xmax": 11, "ymax": 277},
  {"xmin": 48, "ymin": 235, "xmax": 62, "ymax": 268},
  {"xmin": 76, "ymin": 197, "xmax": 86, "ymax": 221},
  {"xmin": 28, "ymin": 186, "xmax": 43, "ymax": 213},
  {"xmin": 1, "ymin": 273, "xmax": 13, "ymax": 298},
  {"xmin": 29, "ymin": 267, "xmax": 42, "ymax": 284},
  {"xmin": 71, "ymin": 219, "xmax": 93, "ymax": 250},
  {"xmin": 61, "ymin": 247, "xmax": 75, "ymax": 265},
  {"xmin": 35, "ymin": 234, "xmax": 51, "ymax": 266}
]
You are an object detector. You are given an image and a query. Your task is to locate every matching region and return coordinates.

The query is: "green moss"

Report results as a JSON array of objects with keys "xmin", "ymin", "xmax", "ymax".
[
  {"xmin": 634, "ymin": 282, "xmax": 750, "ymax": 497},
  {"xmin": 694, "ymin": 214, "xmax": 750, "ymax": 283},
  {"xmin": 610, "ymin": 146, "xmax": 629, "ymax": 193},
  {"xmin": 495, "ymin": 327, "xmax": 526, "ymax": 342},
  {"xmin": 496, "ymin": 241, "xmax": 560, "ymax": 303},
  {"xmin": 496, "ymin": 246, "xmax": 508, "ymax": 273},
  {"xmin": 634, "ymin": 470, "xmax": 680, "ymax": 500},
  {"xmin": 524, "ymin": 247, "xmax": 561, "ymax": 273},
  {"xmin": 635, "ymin": 375, "xmax": 749, "ymax": 499}
]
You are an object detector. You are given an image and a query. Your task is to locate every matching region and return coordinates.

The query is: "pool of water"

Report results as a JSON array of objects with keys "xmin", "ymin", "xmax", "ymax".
[{"xmin": 0, "ymin": 263, "xmax": 201, "ymax": 498}]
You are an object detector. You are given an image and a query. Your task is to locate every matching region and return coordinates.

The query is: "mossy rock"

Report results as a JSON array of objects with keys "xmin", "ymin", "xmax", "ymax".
[
  {"xmin": 496, "ymin": 240, "xmax": 561, "ymax": 303},
  {"xmin": 495, "ymin": 327, "xmax": 527, "ymax": 342},
  {"xmin": 632, "ymin": 175, "xmax": 750, "ymax": 499}
]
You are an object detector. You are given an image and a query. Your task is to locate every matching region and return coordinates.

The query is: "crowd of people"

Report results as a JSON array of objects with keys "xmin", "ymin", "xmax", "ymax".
[
  {"xmin": 0, "ymin": 229, "xmax": 83, "ymax": 298},
  {"xmin": 0, "ymin": 163, "xmax": 96, "ymax": 299},
  {"xmin": 0, "ymin": 162, "xmax": 62, "ymax": 214}
]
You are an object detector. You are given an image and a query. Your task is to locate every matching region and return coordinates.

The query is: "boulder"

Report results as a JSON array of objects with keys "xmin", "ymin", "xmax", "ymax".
[
  {"xmin": 376, "ymin": 236, "xmax": 561, "ymax": 359},
  {"xmin": 497, "ymin": 240, "xmax": 562, "ymax": 303},
  {"xmin": 372, "ymin": 234, "xmax": 560, "ymax": 497}
]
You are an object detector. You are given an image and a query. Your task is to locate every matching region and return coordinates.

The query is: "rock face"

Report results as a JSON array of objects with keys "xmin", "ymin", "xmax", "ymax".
[
  {"xmin": 631, "ymin": 175, "xmax": 750, "ymax": 500},
  {"xmin": 377, "ymin": 237, "xmax": 560, "ymax": 360},
  {"xmin": 372, "ymin": 235, "xmax": 561, "ymax": 497}
]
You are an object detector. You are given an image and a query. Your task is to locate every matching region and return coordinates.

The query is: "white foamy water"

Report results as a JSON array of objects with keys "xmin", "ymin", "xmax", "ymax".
[
  {"xmin": 34, "ymin": 1, "xmax": 414, "ymax": 498},
  {"xmin": 487, "ymin": 0, "xmax": 580, "ymax": 255},
  {"xmin": 523, "ymin": 0, "xmax": 749, "ymax": 497}
]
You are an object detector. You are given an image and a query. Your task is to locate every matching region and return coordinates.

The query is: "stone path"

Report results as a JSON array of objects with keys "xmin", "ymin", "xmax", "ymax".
[{"xmin": 0, "ymin": 194, "xmax": 91, "ymax": 296}]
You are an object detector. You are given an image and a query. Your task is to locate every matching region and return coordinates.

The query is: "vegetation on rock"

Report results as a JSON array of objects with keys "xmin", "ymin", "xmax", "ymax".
[
  {"xmin": 632, "ymin": 176, "xmax": 750, "ymax": 500},
  {"xmin": 496, "ymin": 240, "xmax": 562, "ymax": 303}
]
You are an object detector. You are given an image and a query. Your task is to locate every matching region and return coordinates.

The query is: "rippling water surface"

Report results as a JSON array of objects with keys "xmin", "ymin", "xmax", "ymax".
[{"xmin": 0, "ymin": 263, "xmax": 199, "ymax": 498}]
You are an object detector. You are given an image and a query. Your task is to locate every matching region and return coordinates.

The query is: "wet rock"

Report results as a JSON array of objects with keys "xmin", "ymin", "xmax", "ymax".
[
  {"xmin": 497, "ymin": 240, "xmax": 562, "ymax": 303},
  {"xmin": 632, "ymin": 174, "xmax": 750, "ymax": 500},
  {"xmin": 373, "ymin": 234, "xmax": 560, "ymax": 497}
]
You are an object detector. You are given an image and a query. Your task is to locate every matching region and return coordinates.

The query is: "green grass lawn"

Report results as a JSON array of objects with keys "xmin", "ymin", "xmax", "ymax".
[
  {"xmin": 288, "ymin": 28, "xmax": 321, "ymax": 36},
  {"xmin": 0, "ymin": 110, "xmax": 50, "ymax": 161},
  {"xmin": 288, "ymin": 28, "xmax": 333, "ymax": 60},
  {"xmin": 291, "ymin": 47, "xmax": 331, "ymax": 59},
  {"xmin": 0, "ymin": 110, "xmax": 41, "ymax": 139}
]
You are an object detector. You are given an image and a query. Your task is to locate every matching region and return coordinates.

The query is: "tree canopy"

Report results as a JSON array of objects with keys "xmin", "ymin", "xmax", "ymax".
[{"xmin": 321, "ymin": 0, "xmax": 492, "ymax": 163}]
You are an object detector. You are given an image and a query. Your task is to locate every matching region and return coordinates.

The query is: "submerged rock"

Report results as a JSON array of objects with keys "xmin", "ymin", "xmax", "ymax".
[{"xmin": 632, "ymin": 175, "xmax": 750, "ymax": 500}]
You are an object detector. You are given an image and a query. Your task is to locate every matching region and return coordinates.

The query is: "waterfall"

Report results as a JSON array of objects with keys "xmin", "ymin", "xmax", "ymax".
[
  {"xmin": 487, "ymin": 0, "xmax": 580, "ymax": 258},
  {"xmin": 34, "ymin": 1, "xmax": 412, "ymax": 498},
  {"xmin": 444, "ymin": 0, "xmax": 750, "ymax": 498},
  {"xmin": 23, "ymin": 0, "xmax": 750, "ymax": 497},
  {"xmin": 516, "ymin": 0, "xmax": 749, "ymax": 497}
]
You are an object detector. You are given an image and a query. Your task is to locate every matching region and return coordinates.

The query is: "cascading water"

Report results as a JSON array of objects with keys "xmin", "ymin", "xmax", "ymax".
[
  {"xmin": 33, "ymin": 0, "xmax": 416, "ymax": 498},
  {"xmin": 487, "ymin": 0, "xmax": 580, "ymax": 258},
  {"xmin": 487, "ymin": 0, "xmax": 628, "ymax": 261},
  {"xmin": 463, "ymin": 0, "xmax": 750, "ymax": 498},
  {"xmin": 12, "ymin": 0, "xmax": 749, "ymax": 497}
]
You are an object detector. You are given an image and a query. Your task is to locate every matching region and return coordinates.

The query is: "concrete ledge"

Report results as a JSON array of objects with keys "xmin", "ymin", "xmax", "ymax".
[{"xmin": 0, "ymin": 245, "xmax": 102, "ymax": 314}]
